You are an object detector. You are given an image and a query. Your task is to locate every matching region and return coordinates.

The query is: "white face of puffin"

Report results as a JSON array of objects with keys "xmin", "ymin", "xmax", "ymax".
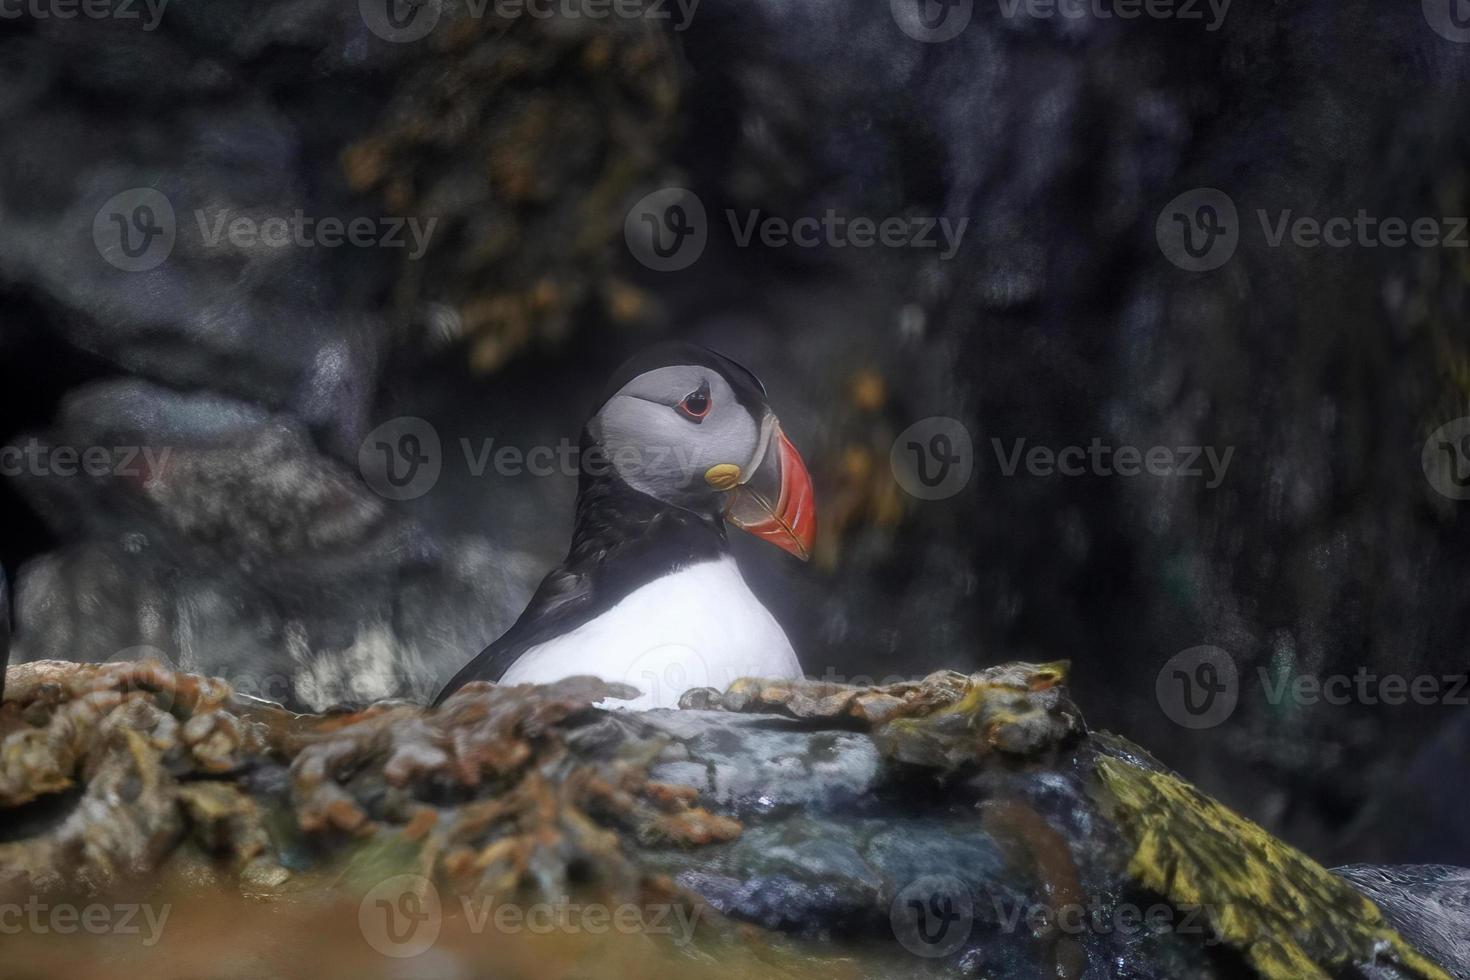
[{"xmin": 588, "ymin": 362, "xmax": 816, "ymax": 559}]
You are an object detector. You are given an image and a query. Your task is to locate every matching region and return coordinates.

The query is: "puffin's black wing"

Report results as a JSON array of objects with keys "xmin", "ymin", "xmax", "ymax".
[
  {"xmin": 431, "ymin": 565, "xmax": 598, "ymax": 706},
  {"xmin": 432, "ymin": 423, "xmax": 730, "ymax": 708}
]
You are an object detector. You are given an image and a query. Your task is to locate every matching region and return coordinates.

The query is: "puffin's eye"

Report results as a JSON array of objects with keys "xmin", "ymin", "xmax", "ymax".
[{"xmin": 676, "ymin": 382, "xmax": 711, "ymax": 422}]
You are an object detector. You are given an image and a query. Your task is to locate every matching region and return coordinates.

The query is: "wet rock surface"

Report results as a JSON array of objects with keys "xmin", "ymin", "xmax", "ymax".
[{"xmin": 1, "ymin": 660, "xmax": 1463, "ymax": 979}]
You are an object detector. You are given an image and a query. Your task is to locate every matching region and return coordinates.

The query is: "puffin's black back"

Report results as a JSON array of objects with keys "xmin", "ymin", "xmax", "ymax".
[{"xmin": 433, "ymin": 454, "xmax": 729, "ymax": 703}]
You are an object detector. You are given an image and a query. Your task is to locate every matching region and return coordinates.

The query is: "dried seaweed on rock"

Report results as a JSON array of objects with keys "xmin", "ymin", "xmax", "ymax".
[
  {"xmin": 2, "ymin": 659, "xmax": 1461, "ymax": 980},
  {"xmin": 871, "ymin": 661, "xmax": 1083, "ymax": 770},
  {"xmin": 0, "ymin": 660, "xmax": 277, "ymax": 898},
  {"xmin": 679, "ymin": 669, "xmax": 971, "ymax": 724},
  {"xmin": 685, "ymin": 662, "xmax": 1084, "ymax": 771},
  {"xmin": 0, "ymin": 661, "xmax": 740, "ymax": 935},
  {"xmin": 287, "ymin": 676, "xmax": 740, "ymax": 903}
]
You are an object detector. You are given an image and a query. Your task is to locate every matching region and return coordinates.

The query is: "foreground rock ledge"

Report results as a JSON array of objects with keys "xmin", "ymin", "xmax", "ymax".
[{"xmin": 0, "ymin": 659, "xmax": 1463, "ymax": 980}]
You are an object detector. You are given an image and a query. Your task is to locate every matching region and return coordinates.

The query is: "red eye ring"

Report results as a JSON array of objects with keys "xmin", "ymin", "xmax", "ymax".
[{"xmin": 676, "ymin": 382, "xmax": 711, "ymax": 422}]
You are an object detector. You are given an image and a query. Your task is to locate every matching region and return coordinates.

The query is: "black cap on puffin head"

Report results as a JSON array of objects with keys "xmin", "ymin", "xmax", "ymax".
[{"xmin": 586, "ymin": 342, "xmax": 816, "ymax": 560}]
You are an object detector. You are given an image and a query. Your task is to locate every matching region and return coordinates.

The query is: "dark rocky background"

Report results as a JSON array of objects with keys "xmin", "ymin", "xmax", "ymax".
[{"xmin": 1, "ymin": 0, "xmax": 1467, "ymax": 871}]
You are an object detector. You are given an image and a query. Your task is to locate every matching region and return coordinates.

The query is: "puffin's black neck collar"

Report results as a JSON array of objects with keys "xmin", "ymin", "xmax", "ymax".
[{"xmin": 565, "ymin": 428, "xmax": 728, "ymax": 578}]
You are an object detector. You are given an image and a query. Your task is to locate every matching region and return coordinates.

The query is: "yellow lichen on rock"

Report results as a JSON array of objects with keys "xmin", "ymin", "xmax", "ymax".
[
  {"xmin": 1095, "ymin": 756, "xmax": 1452, "ymax": 980},
  {"xmin": 872, "ymin": 660, "xmax": 1084, "ymax": 770}
]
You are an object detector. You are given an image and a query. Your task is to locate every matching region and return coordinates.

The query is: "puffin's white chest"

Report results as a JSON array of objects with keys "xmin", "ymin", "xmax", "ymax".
[{"xmin": 498, "ymin": 556, "xmax": 801, "ymax": 709}]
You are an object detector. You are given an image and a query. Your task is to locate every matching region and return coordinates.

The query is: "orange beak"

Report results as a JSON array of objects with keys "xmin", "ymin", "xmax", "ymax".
[{"xmin": 724, "ymin": 419, "xmax": 816, "ymax": 560}]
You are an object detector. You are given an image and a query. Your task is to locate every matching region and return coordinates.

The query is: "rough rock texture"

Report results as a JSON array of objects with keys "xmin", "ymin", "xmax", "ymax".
[
  {"xmin": 0, "ymin": 0, "xmax": 675, "ymax": 710},
  {"xmin": 1, "ymin": 659, "xmax": 1464, "ymax": 979},
  {"xmin": 658, "ymin": 0, "xmax": 1470, "ymax": 875},
  {"xmin": 3, "ymin": 0, "xmax": 1469, "ymax": 872},
  {"xmin": 6, "ymin": 379, "xmax": 527, "ymax": 709}
]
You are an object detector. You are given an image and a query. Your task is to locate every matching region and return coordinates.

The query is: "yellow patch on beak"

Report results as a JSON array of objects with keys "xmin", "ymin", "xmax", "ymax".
[{"xmin": 704, "ymin": 463, "xmax": 742, "ymax": 490}]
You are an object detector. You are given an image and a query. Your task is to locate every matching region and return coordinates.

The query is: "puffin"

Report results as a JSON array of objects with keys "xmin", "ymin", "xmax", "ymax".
[{"xmin": 433, "ymin": 343, "xmax": 816, "ymax": 709}]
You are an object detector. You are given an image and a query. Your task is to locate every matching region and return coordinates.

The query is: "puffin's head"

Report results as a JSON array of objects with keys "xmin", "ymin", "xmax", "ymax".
[{"xmin": 588, "ymin": 343, "xmax": 816, "ymax": 560}]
